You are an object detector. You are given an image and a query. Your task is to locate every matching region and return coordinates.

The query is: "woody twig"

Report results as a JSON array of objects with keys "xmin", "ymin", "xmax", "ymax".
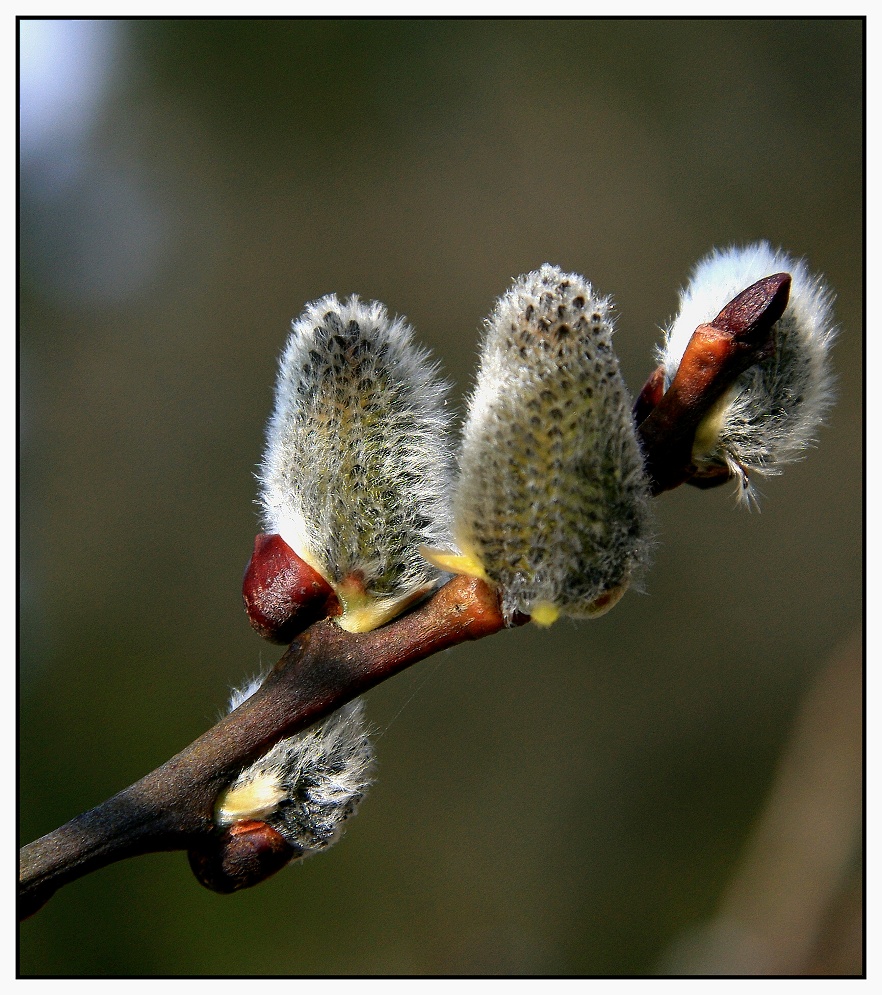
[{"xmin": 18, "ymin": 273, "xmax": 791, "ymax": 921}]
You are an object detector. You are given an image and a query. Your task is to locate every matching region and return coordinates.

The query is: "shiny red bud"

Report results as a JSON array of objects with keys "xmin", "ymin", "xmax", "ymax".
[
  {"xmin": 242, "ymin": 533, "xmax": 339, "ymax": 643},
  {"xmin": 189, "ymin": 820, "xmax": 299, "ymax": 894}
]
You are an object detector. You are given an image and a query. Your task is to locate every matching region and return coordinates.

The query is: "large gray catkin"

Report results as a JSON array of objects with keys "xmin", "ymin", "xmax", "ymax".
[
  {"xmin": 426, "ymin": 264, "xmax": 653, "ymax": 625},
  {"xmin": 259, "ymin": 294, "xmax": 454, "ymax": 632}
]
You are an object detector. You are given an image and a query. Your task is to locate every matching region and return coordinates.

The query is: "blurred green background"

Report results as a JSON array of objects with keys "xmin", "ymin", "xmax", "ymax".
[{"xmin": 19, "ymin": 18, "xmax": 862, "ymax": 976}]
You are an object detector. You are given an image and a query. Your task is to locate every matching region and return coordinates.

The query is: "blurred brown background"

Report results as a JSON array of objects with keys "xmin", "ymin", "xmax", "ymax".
[{"xmin": 19, "ymin": 18, "xmax": 863, "ymax": 976}]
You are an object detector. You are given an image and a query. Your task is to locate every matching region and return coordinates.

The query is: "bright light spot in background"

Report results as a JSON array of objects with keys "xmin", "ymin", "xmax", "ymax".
[
  {"xmin": 19, "ymin": 19, "xmax": 120, "ymax": 190},
  {"xmin": 20, "ymin": 18, "xmax": 170, "ymax": 304}
]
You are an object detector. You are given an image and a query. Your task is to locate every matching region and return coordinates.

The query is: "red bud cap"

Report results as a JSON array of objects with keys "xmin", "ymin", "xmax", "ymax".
[
  {"xmin": 189, "ymin": 820, "xmax": 299, "ymax": 894},
  {"xmin": 242, "ymin": 533, "xmax": 339, "ymax": 643}
]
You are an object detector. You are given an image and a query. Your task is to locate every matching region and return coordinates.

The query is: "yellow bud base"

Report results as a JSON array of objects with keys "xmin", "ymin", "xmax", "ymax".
[
  {"xmin": 692, "ymin": 385, "xmax": 737, "ymax": 463},
  {"xmin": 419, "ymin": 544, "xmax": 488, "ymax": 580},
  {"xmin": 529, "ymin": 601, "xmax": 561, "ymax": 627},
  {"xmin": 335, "ymin": 577, "xmax": 432, "ymax": 633},
  {"xmin": 215, "ymin": 776, "xmax": 285, "ymax": 826}
]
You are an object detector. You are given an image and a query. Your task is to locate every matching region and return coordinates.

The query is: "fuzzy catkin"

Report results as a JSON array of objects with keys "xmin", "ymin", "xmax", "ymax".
[
  {"xmin": 443, "ymin": 264, "xmax": 652, "ymax": 624},
  {"xmin": 660, "ymin": 243, "xmax": 836, "ymax": 502},
  {"xmin": 259, "ymin": 294, "xmax": 453, "ymax": 632},
  {"xmin": 216, "ymin": 696, "xmax": 375, "ymax": 855}
]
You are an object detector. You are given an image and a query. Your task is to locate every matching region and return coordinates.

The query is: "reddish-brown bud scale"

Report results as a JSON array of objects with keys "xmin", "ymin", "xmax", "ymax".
[
  {"xmin": 711, "ymin": 272, "xmax": 791, "ymax": 341},
  {"xmin": 636, "ymin": 273, "xmax": 791, "ymax": 495},
  {"xmin": 242, "ymin": 533, "xmax": 340, "ymax": 643},
  {"xmin": 188, "ymin": 820, "xmax": 298, "ymax": 894},
  {"xmin": 632, "ymin": 365, "xmax": 665, "ymax": 427}
]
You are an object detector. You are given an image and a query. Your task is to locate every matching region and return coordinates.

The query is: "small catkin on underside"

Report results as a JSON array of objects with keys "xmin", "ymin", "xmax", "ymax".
[
  {"xmin": 660, "ymin": 242, "xmax": 836, "ymax": 492},
  {"xmin": 453, "ymin": 264, "xmax": 653, "ymax": 622},
  {"xmin": 258, "ymin": 294, "xmax": 454, "ymax": 630},
  {"xmin": 216, "ymin": 697, "xmax": 375, "ymax": 854}
]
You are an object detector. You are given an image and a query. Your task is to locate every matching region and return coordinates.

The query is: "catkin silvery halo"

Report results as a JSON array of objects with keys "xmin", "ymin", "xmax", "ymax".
[
  {"xmin": 259, "ymin": 294, "xmax": 454, "ymax": 632},
  {"xmin": 660, "ymin": 242, "xmax": 836, "ymax": 503},
  {"xmin": 216, "ymin": 693, "xmax": 375, "ymax": 856},
  {"xmin": 426, "ymin": 264, "xmax": 653, "ymax": 626}
]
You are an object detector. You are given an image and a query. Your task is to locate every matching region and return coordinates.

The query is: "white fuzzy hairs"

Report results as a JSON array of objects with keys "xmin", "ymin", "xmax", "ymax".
[
  {"xmin": 217, "ymin": 689, "xmax": 375, "ymax": 856},
  {"xmin": 426, "ymin": 264, "xmax": 653, "ymax": 626},
  {"xmin": 259, "ymin": 294, "xmax": 454, "ymax": 632},
  {"xmin": 660, "ymin": 243, "xmax": 837, "ymax": 504},
  {"xmin": 220, "ymin": 253, "xmax": 836, "ymax": 868},
  {"xmin": 257, "ymin": 251, "xmax": 834, "ymax": 636}
]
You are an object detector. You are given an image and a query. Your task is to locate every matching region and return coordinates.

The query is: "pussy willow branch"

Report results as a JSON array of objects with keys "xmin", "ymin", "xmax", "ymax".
[
  {"xmin": 19, "ymin": 275, "xmax": 786, "ymax": 920},
  {"xmin": 18, "ymin": 577, "xmax": 504, "ymax": 920}
]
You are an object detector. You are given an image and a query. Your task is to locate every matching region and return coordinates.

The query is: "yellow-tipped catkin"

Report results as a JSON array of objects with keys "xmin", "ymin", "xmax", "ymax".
[
  {"xmin": 259, "ymin": 294, "xmax": 454, "ymax": 632},
  {"xmin": 434, "ymin": 264, "xmax": 652, "ymax": 624},
  {"xmin": 216, "ymin": 695, "xmax": 375, "ymax": 855}
]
